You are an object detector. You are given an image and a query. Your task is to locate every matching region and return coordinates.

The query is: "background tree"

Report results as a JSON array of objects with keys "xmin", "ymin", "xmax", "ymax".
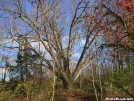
[
  {"xmin": 97, "ymin": 1, "xmax": 134, "ymax": 98},
  {"xmin": 98, "ymin": 0, "xmax": 134, "ymax": 70}
]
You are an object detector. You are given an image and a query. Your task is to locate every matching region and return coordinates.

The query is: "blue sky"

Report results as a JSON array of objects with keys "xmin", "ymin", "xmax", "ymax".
[{"xmin": 0, "ymin": 0, "xmax": 105, "ymax": 80}]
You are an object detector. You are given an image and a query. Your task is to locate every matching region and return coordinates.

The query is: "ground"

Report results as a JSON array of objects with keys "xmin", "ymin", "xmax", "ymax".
[{"xmin": 49, "ymin": 90, "xmax": 101, "ymax": 101}]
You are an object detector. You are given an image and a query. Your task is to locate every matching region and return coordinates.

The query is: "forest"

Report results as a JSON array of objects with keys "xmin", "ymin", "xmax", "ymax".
[{"xmin": 0, "ymin": 0, "xmax": 133, "ymax": 101}]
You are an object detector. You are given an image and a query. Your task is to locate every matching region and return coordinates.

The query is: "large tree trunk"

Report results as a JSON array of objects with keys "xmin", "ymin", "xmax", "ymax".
[
  {"xmin": 58, "ymin": 75, "xmax": 74, "ymax": 90},
  {"xmin": 62, "ymin": 79, "xmax": 73, "ymax": 89}
]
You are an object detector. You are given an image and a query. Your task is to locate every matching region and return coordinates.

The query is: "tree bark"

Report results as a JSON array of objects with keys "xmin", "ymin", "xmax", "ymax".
[
  {"xmin": 62, "ymin": 79, "xmax": 73, "ymax": 90},
  {"xmin": 57, "ymin": 74, "xmax": 74, "ymax": 90}
]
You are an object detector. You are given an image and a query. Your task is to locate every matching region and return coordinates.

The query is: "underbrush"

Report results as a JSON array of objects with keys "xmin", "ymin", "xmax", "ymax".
[
  {"xmin": 0, "ymin": 67, "xmax": 133, "ymax": 101},
  {"xmin": 103, "ymin": 67, "xmax": 134, "ymax": 98}
]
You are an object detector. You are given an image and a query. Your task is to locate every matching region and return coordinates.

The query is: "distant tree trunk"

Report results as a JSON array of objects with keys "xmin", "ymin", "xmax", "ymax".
[
  {"xmin": 79, "ymin": 74, "xmax": 82, "ymax": 89},
  {"xmin": 19, "ymin": 44, "xmax": 24, "ymax": 82},
  {"xmin": 2, "ymin": 71, "xmax": 6, "ymax": 82}
]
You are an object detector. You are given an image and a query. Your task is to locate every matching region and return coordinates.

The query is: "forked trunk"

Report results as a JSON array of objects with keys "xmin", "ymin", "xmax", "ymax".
[{"xmin": 61, "ymin": 78, "xmax": 73, "ymax": 90}]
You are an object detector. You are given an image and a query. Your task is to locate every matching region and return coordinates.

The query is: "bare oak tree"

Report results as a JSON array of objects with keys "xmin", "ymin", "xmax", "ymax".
[{"xmin": 0, "ymin": 0, "xmax": 103, "ymax": 89}]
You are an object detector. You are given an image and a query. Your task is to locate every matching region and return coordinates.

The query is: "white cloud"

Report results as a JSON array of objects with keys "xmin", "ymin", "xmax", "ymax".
[
  {"xmin": 0, "ymin": 68, "xmax": 5, "ymax": 74},
  {"xmin": 79, "ymin": 39, "xmax": 86, "ymax": 46}
]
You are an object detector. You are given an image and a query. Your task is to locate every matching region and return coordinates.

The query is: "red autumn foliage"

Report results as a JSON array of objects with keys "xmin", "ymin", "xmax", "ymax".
[
  {"xmin": 100, "ymin": 0, "xmax": 134, "ymax": 47},
  {"xmin": 101, "ymin": 0, "xmax": 134, "ymax": 64},
  {"xmin": 117, "ymin": 0, "xmax": 134, "ymax": 33},
  {"xmin": 83, "ymin": 0, "xmax": 134, "ymax": 65}
]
